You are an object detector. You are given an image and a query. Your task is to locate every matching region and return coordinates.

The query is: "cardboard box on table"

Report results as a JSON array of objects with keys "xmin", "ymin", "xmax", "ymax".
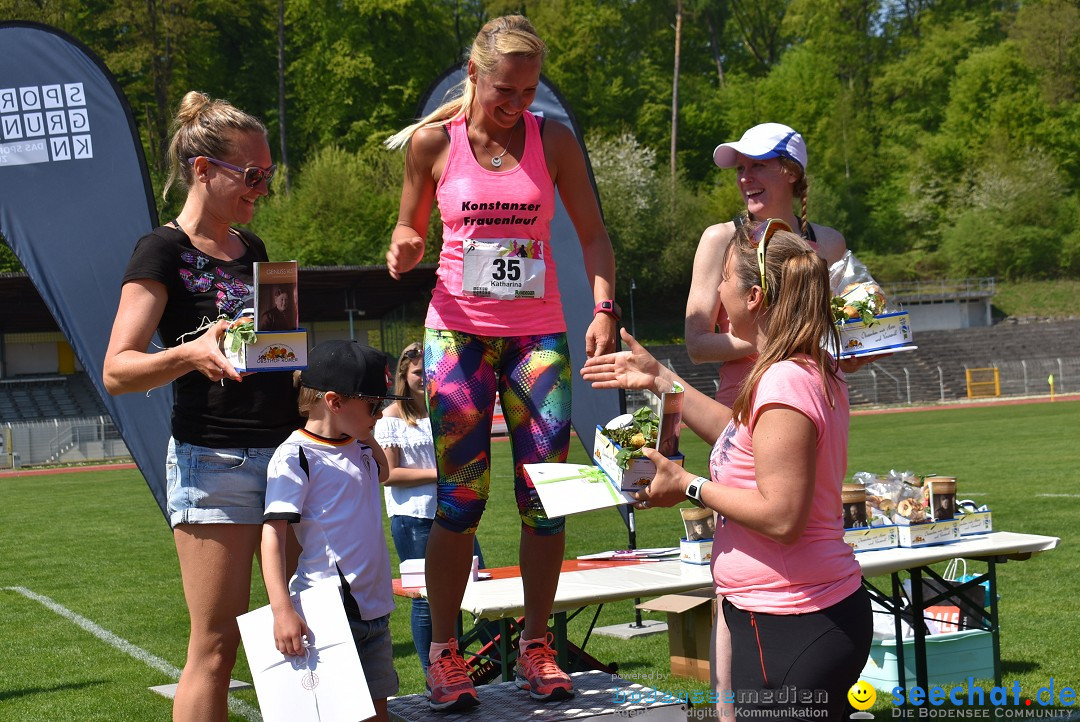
[
  {"xmin": 636, "ymin": 589, "xmax": 715, "ymax": 682},
  {"xmin": 844, "ymin": 523, "xmax": 899, "ymax": 552},
  {"xmin": 957, "ymin": 510, "xmax": 993, "ymax": 536},
  {"xmin": 679, "ymin": 538, "xmax": 712, "ymax": 565},
  {"xmin": 896, "ymin": 519, "xmax": 961, "ymax": 548},
  {"xmin": 399, "ymin": 555, "xmax": 479, "ymax": 589}
]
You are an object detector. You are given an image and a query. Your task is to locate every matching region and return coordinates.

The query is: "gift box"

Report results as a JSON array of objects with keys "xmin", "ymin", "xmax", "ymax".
[
  {"xmin": 593, "ymin": 426, "xmax": 684, "ymax": 493},
  {"xmin": 844, "ymin": 523, "xmax": 899, "ymax": 553},
  {"xmin": 956, "ymin": 510, "xmax": 993, "ymax": 536},
  {"xmin": 896, "ymin": 519, "xmax": 961, "ymax": 548},
  {"xmin": 679, "ymin": 538, "xmax": 712, "ymax": 565},
  {"xmin": 224, "ymin": 329, "xmax": 308, "ymax": 373},
  {"xmin": 837, "ymin": 311, "xmax": 915, "ymax": 357},
  {"xmin": 924, "ymin": 476, "xmax": 957, "ymax": 521}
]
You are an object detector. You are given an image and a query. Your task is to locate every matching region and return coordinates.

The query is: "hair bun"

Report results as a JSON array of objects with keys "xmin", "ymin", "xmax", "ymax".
[{"xmin": 176, "ymin": 91, "xmax": 212, "ymax": 125}]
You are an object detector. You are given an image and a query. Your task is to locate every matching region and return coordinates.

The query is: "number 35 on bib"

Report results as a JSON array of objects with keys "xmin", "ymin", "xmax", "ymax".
[{"xmin": 461, "ymin": 238, "xmax": 546, "ymax": 300}]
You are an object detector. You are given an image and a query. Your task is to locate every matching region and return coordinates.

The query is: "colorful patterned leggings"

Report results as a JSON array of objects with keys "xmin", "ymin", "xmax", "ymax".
[{"xmin": 424, "ymin": 328, "xmax": 571, "ymax": 536}]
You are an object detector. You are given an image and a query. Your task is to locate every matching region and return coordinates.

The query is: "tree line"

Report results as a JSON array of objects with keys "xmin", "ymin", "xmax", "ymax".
[{"xmin": 2, "ymin": 0, "xmax": 1078, "ymax": 310}]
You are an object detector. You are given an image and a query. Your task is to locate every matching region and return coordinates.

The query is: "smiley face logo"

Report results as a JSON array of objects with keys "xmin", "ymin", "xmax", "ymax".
[{"xmin": 847, "ymin": 680, "xmax": 876, "ymax": 711}]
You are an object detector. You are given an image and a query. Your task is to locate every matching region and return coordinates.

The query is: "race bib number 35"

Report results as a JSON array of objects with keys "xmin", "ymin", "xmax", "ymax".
[{"xmin": 461, "ymin": 238, "xmax": 546, "ymax": 300}]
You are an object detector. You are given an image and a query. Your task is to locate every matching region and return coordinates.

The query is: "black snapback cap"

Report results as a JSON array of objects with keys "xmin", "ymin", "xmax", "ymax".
[{"xmin": 299, "ymin": 340, "xmax": 410, "ymax": 399}]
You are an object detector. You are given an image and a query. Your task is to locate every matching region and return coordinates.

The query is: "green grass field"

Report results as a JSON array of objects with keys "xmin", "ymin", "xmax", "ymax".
[{"xmin": 2, "ymin": 399, "xmax": 1079, "ymax": 720}]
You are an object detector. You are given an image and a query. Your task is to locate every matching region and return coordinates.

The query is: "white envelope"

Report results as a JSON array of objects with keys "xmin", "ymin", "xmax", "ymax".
[
  {"xmin": 237, "ymin": 583, "xmax": 375, "ymax": 722},
  {"xmin": 525, "ymin": 463, "xmax": 635, "ymax": 517}
]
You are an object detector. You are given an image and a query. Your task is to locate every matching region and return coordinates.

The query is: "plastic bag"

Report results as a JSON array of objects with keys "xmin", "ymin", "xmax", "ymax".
[
  {"xmin": 828, "ymin": 250, "xmax": 893, "ymax": 323},
  {"xmin": 856, "ymin": 469, "xmax": 925, "ymax": 524}
]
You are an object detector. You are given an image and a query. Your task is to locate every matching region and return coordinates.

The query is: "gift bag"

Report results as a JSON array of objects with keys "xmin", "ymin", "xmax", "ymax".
[
  {"xmin": 944, "ymin": 558, "xmax": 992, "ymax": 609},
  {"xmin": 904, "ymin": 559, "xmax": 990, "ymax": 632}
]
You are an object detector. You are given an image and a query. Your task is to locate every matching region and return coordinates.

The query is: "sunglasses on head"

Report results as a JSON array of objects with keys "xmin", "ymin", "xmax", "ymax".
[
  {"xmin": 750, "ymin": 218, "xmax": 792, "ymax": 307},
  {"xmin": 402, "ymin": 347, "xmax": 422, "ymax": 361},
  {"xmin": 188, "ymin": 156, "xmax": 277, "ymax": 188}
]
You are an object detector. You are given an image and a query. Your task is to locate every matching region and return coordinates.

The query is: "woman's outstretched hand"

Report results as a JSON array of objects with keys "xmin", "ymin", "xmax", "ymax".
[{"xmin": 580, "ymin": 328, "xmax": 665, "ymax": 392}]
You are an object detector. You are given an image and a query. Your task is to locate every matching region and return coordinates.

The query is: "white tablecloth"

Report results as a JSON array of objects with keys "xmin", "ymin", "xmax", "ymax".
[{"xmin": 451, "ymin": 532, "xmax": 1058, "ymax": 620}]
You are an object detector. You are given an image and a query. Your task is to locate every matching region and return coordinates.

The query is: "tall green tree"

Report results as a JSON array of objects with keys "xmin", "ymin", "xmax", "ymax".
[
  {"xmin": 283, "ymin": 0, "xmax": 460, "ymax": 156},
  {"xmin": 251, "ymin": 145, "xmax": 407, "ymax": 265}
]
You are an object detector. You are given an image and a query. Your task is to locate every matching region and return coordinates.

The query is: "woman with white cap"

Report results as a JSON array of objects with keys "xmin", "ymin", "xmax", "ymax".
[
  {"xmin": 686, "ymin": 122, "xmax": 847, "ymax": 404},
  {"xmin": 683, "ymin": 123, "xmax": 848, "ymax": 718}
]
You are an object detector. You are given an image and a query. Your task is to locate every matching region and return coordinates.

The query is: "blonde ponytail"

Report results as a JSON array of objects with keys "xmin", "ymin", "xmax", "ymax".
[{"xmin": 728, "ymin": 224, "xmax": 841, "ymax": 426}]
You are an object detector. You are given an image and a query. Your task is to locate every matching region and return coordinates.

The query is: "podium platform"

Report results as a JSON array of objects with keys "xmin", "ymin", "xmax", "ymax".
[{"xmin": 388, "ymin": 671, "xmax": 688, "ymax": 721}]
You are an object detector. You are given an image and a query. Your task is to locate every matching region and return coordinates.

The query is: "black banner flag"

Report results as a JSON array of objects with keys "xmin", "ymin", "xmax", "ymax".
[{"xmin": 0, "ymin": 22, "xmax": 173, "ymax": 518}]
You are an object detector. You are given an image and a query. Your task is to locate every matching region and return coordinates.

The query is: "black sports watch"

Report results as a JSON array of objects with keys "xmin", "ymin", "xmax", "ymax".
[{"xmin": 685, "ymin": 476, "xmax": 708, "ymax": 508}]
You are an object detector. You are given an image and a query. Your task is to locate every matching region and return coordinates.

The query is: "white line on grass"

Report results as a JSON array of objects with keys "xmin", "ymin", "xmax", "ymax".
[
  {"xmin": 1035, "ymin": 494, "xmax": 1080, "ymax": 498},
  {"xmin": 2, "ymin": 586, "xmax": 261, "ymax": 721}
]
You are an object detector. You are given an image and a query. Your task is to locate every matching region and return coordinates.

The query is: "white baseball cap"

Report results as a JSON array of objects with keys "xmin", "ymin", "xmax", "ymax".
[{"xmin": 712, "ymin": 123, "xmax": 807, "ymax": 170}]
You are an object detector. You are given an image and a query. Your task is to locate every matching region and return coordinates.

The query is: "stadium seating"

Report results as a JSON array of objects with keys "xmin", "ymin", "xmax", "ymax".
[
  {"xmin": 0, "ymin": 373, "xmax": 108, "ymax": 423},
  {"xmin": 645, "ymin": 319, "xmax": 1080, "ymax": 407}
]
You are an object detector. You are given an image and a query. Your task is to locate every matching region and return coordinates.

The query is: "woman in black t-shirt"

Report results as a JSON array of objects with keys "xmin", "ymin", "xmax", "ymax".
[{"xmin": 103, "ymin": 91, "xmax": 299, "ymax": 721}]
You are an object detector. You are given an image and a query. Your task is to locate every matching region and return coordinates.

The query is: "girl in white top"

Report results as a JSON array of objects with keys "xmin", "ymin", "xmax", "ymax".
[
  {"xmin": 374, "ymin": 343, "xmax": 485, "ymax": 674},
  {"xmin": 378, "ymin": 343, "xmax": 438, "ymax": 520}
]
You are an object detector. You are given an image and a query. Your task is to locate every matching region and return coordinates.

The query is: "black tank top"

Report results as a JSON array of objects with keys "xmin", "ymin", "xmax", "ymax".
[{"xmin": 733, "ymin": 211, "xmax": 817, "ymax": 243}]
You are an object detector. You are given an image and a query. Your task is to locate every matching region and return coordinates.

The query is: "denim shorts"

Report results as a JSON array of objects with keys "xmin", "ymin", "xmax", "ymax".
[
  {"xmin": 165, "ymin": 437, "xmax": 274, "ymax": 527},
  {"xmin": 346, "ymin": 612, "xmax": 399, "ymax": 700}
]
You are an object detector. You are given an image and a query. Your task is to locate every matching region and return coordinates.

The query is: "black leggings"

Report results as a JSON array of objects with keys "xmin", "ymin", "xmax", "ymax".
[{"xmin": 724, "ymin": 585, "xmax": 872, "ymax": 722}]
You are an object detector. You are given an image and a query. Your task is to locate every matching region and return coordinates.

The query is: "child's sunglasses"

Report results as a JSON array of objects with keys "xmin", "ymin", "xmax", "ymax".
[
  {"xmin": 188, "ymin": 156, "xmax": 277, "ymax": 188},
  {"xmin": 352, "ymin": 396, "xmax": 392, "ymax": 414},
  {"xmin": 750, "ymin": 218, "xmax": 792, "ymax": 307}
]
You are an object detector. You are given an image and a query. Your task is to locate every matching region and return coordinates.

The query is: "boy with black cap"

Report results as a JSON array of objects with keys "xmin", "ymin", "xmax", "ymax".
[{"xmin": 260, "ymin": 340, "xmax": 410, "ymax": 722}]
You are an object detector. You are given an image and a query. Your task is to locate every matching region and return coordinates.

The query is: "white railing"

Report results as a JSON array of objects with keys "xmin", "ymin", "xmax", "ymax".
[
  {"xmin": 845, "ymin": 356, "xmax": 1079, "ymax": 406},
  {"xmin": 3, "ymin": 416, "xmax": 129, "ymax": 468},
  {"xmin": 883, "ymin": 277, "xmax": 995, "ymax": 301}
]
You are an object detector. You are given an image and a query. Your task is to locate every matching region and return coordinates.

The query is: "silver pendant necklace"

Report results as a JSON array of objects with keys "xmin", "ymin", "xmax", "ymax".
[{"xmin": 483, "ymin": 120, "xmax": 519, "ymax": 168}]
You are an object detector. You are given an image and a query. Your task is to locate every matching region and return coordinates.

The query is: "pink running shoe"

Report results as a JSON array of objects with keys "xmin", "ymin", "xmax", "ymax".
[
  {"xmin": 425, "ymin": 638, "xmax": 479, "ymax": 712},
  {"xmin": 514, "ymin": 634, "xmax": 574, "ymax": 702}
]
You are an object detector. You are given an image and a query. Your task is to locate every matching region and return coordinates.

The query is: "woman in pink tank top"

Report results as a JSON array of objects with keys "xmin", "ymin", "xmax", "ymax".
[
  {"xmin": 385, "ymin": 15, "xmax": 615, "ymax": 713},
  {"xmin": 686, "ymin": 123, "xmax": 848, "ymax": 405}
]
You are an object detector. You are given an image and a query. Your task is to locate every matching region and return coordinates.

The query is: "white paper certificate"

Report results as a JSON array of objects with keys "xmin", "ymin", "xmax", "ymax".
[
  {"xmin": 237, "ymin": 583, "xmax": 375, "ymax": 722},
  {"xmin": 525, "ymin": 463, "xmax": 635, "ymax": 517}
]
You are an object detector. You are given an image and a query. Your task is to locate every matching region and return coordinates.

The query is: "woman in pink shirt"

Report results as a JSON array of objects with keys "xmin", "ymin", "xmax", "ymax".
[
  {"xmin": 583, "ymin": 219, "xmax": 871, "ymax": 721},
  {"xmin": 385, "ymin": 14, "xmax": 616, "ymax": 713}
]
